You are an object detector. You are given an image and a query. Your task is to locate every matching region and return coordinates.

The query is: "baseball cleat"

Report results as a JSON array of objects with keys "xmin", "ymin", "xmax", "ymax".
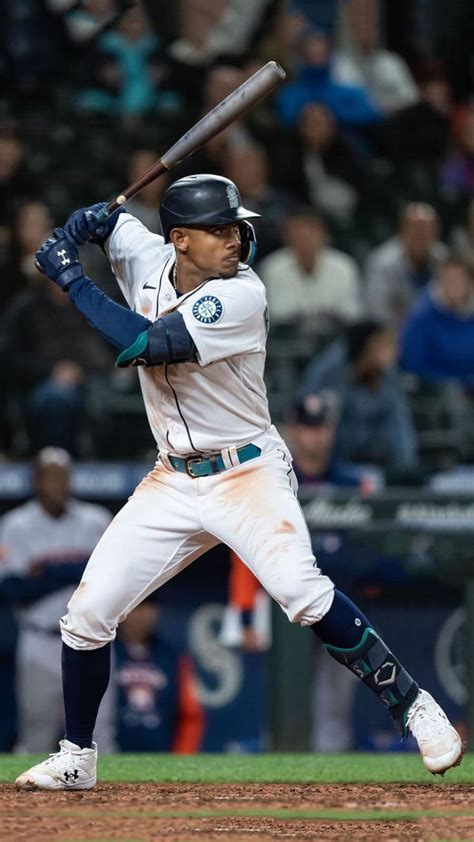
[
  {"xmin": 15, "ymin": 739, "xmax": 97, "ymax": 790},
  {"xmin": 407, "ymin": 689, "xmax": 463, "ymax": 775}
]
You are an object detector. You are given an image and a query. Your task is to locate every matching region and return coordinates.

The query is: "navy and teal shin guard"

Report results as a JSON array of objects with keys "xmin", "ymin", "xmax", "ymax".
[{"xmin": 325, "ymin": 627, "xmax": 419, "ymax": 736}]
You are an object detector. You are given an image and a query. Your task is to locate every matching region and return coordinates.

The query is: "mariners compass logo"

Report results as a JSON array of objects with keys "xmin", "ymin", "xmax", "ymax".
[
  {"xmin": 226, "ymin": 183, "xmax": 239, "ymax": 208},
  {"xmin": 192, "ymin": 295, "xmax": 223, "ymax": 324}
]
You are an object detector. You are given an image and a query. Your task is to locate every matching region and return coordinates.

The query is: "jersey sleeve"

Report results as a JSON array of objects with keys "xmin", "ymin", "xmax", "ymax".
[
  {"xmin": 105, "ymin": 213, "xmax": 165, "ymax": 307},
  {"xmin": 179, "ymin": 277, "xmax": 267, "ymax": 366}
]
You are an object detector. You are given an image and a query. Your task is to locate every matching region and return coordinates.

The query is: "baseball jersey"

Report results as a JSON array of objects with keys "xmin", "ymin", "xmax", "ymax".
[
  {"xmin": 106, "ymin": 213, "xmax": 272, "ymax": 455},
  {"xmin": 0, "ymin": 500, "xmax": 111, "ymax": 631}
]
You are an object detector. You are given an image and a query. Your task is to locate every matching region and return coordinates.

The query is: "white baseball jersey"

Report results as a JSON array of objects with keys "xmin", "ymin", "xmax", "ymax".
[
  {"xmin": 0, "ymin": 500, "xmax": 111, "ymax": 631},
  {"xmin": 106, "ymin": 213, "xmax": 272, "ymax": 455}
]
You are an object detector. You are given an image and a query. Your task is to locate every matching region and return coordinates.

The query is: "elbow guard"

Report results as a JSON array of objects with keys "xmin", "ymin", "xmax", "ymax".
[{"xmin": 116, "ymin": 310, "xmax": 195, "ymax": 368}]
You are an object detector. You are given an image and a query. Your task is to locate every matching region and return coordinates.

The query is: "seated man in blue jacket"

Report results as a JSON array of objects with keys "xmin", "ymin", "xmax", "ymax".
[{"xmin": 401, "ymin": 256, "xmax": 474, "ymax": 386}]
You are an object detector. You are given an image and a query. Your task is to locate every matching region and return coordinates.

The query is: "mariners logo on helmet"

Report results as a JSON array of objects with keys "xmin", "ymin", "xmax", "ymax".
[
  {"xmin": 193, "ymin": 295, "xmax": 223, "ymax": 324},
  {"xmin": 226, "ymin": 183, "xmax": 239, "ymax": 209}
]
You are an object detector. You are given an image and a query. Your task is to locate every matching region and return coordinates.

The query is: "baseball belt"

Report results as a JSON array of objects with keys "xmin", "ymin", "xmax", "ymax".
[{"xmin": 166, "ymin": 443, "xmax": 262, "ymax": 478}]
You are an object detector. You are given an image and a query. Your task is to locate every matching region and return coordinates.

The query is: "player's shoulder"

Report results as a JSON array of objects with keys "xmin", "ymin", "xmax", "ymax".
[
  {"xmin": 205, "ymin": 265, "xmax": 266, "ymax": 301},
  {"xmin": 108, "ymin": 212, "xmax": 166, "ymax": 255}
]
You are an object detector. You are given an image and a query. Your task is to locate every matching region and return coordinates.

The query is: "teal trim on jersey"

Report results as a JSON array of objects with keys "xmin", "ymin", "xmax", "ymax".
[
  {"xmin": 323, "ymin": 626, "xmax": 375, "ymax": 655},
  {"xmin": 115, "ymin": 330, "xmax": 148, "ymax": 367},
  {"xmin": 167, "ymin": 443, "xmax": 262, "ymax": 478}
]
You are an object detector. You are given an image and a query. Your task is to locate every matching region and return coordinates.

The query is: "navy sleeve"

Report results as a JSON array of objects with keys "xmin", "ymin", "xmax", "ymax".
[{"xmin": 67, "ymin": 275, "xmax": 152, "ymax": 350}]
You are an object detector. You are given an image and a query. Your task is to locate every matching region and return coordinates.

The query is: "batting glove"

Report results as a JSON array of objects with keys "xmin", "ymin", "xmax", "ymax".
[
  {"xmin": 63, "ymin": 202, "xmax": 125, "ymax": 246},
  {"xmin": 35, "ymin": 228, "xmax": 85, "ymax": 291}
]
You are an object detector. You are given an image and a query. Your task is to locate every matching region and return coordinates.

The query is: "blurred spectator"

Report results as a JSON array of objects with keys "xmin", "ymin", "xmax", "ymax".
[
  {"xmin": 278, "ymin": 29, "xmax": 381, "ymax": 133},
  {"xmin": 0, "ymin": 273, "xmax": 114, "ymax": 456},
  {"xmin": 451, "ymin": 198, "xmax": 474, "ymax": 272},
  {"xmin": 298, "ymin": 320, "xmax": 418, "ymax": 469},
  {"xmin": 273, "ymin": 102, "xmax": 367, "ymax": 224},
  {"xmin": 164, "ymin": 0, "xmax": 229, "ymax": 106},
  {"xmin": 365, "ymin": 203, "xmax": 449, "ymax": 328},
  {"xmin": 258, "ymin": 208, "xmax": 362, "ymax": 329},
  {"xmin": 178, "ymin": 66, "xmax": 253, "ymax": 177},
  {"xmin": 115, "ymin": 597, "xmax": 204, "ymax": 751},
  {"xmin": 203, "ymin": 0, "xmax": 274, "ymax": 58},
  {"xmin": 441, "ymin": 105, "xmax": 474, "ymax": 197},
  {"xmin": 0, "ymin": 553, "xmax": 18, "ymax": 750},
  {"xmin": 334, "ymin": 0, "xmax": 418, "ymax": 114},
  {"xmin": 77, "ymin": 2, "xmax": 179, "ymax": 116},
  {"xmin": 61, "ymin": 0, "xmax": 135, "ymax": 47},
  {"xmin": 219, "ymin": 551, "xmax": 270, "ymax": 653},
  {"xmin": 284, "ymin": 392, "xmax": 364, "ymax": 487},
  {"xmin": 124, "ymin": 148, "xmax": 169, "ymax": 234},
  {"xmin": 401, "ymin": 257, "xmax": 474, "ymax": 385},
  {"xmin": 2, "ymin": 0, "xmax": 66, "ymax": 93},
  {"xmin": 0, "ymin": 131, "xmax": 43, "ymax": 308},
  {"xmin": 378, "ymin": 71, "xmax": 451, "ymax": 162},
  {"xmin": 5, "ymin": 201, "xmax": 53, "ymax": 304},
  {"xmin": 288, "ymin": 0, "xmax": 337, "ymax": 36},
  {"xmin": 0, "ymin": 128, "xmax": 39, "ymax": 241},
  {"xmin": 222, "ymin": 144, "xmax": 296, "ymax": 258},
  {"xmin": 0, "ymin": 447, "xmax": 113, "ymax": 752}
]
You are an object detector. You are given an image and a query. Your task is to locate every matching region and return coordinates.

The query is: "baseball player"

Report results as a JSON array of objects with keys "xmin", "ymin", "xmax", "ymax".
[
  {"xmin": 0, "ymin": 447, "xmax": 115, "ymax": 752},
  {"xmin": 17, "ymin": 175, "xmax": 462, "ymax": 789}
]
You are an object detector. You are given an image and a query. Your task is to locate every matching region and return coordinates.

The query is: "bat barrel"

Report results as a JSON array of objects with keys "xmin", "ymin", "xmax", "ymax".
[
  {"xmin": 161, "ymin": 61, "xmax": 286, "ymax": 169},
  {"xmin": 106, "ymin": 61, "xmax": 286, "ymax": 214}
]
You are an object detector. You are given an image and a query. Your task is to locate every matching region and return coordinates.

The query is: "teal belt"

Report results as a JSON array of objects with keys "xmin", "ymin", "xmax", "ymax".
[{"xmin": 167, "ymin": 443, "xmax": 262, "ymax": 478}]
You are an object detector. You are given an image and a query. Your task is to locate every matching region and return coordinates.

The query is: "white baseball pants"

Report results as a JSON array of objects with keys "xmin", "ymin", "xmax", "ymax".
[{"xmin": 60, "ymin": 437, "xmax": 335, "ymax": 650}]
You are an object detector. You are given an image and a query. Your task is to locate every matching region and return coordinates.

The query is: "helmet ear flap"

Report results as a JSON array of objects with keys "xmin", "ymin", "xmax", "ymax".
[{"xmin": 239, "ymin": 220, "xmax": 257, "ymax": 266}]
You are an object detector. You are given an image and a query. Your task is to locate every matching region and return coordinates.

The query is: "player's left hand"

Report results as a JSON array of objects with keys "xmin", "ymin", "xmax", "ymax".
[
  {"xmin": 35, "ymin": 228, "xmax": 85, "ymax": 291},
  {"xmin": 63, "ymin": 202, "xmax": 124, "ymax": 246}
]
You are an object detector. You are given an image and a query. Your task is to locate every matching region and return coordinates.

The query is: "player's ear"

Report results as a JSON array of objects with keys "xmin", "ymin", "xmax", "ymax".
[{"xmin": 170, "ymin": 228, "xmax": 189, "ymax": 254}]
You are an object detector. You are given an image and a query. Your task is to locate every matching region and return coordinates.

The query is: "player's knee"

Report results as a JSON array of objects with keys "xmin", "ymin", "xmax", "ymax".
[
  {"xmin": 60, "ymin": 584, "xmax": 117, "ymax": 650},
  {"xmin": 282, "ymin": 577, "xmax": 335, "ymax": 626}
]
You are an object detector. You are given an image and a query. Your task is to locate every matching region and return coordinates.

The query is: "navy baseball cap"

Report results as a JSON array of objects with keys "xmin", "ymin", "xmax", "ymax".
[{"xmin": 285, "ymin": 393, "xmax": 337, "ymax": 426}]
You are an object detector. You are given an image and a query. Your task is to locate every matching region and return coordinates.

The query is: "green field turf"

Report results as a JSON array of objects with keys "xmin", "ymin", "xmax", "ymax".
[{"xmin": 0, "ymin": 753, "xmax": 473, "ymax": 784}]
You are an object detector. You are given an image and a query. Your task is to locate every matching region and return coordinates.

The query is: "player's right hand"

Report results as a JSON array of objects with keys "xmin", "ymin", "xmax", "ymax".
[
  {"xmin": 63, "ymin": 202, "xmax": 124, "ymax": 246},
  {"xmin": 35, "ymin": 229, "xmax": 85, "ymax": 291}
]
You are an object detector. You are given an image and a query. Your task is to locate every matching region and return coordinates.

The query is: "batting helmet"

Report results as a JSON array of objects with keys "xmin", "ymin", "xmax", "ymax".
[{"xmin": 159, "ymin": 174, "xmax": 260, "ymax": 264}]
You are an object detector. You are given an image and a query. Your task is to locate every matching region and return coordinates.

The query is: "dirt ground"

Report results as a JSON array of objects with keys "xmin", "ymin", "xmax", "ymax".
[{"xmin": 1, "ymin": 783, "xmax": 473, "ymax": 841}]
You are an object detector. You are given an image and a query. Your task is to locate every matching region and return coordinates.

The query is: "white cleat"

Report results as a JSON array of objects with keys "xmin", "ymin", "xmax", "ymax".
[
  {"xmin": 407, "ymin": 689, "xmax": 463, "ymax": 775},
  {"xmin": 15, "ymin": 739, "xmax": 97, "ymax": 791}
]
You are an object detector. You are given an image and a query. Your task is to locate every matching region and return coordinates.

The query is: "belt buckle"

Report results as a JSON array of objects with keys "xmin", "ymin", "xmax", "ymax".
[{"xmin": 185, "ymin": 456, "xmax": 202, "ymax": 477}]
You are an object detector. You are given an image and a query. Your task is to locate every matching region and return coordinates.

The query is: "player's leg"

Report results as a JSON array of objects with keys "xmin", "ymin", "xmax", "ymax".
[
  {"xmin": 205, "ymin": 450, "xmax": 462, "ymax": 774},
  {"xmin": 16, "ymin": 467, "xmax": 217, "ymax": 790}
]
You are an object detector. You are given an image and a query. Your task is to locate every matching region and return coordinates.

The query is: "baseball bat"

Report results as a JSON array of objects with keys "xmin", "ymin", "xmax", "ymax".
[{"xmin": 106, "ymin": 61, "xmax": 286, "ymax": 214}]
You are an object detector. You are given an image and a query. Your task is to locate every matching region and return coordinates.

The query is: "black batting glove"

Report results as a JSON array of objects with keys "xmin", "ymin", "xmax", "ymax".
[{"xmin": 35, "ymin": 228, "xmax": 85, "ymax": 291}]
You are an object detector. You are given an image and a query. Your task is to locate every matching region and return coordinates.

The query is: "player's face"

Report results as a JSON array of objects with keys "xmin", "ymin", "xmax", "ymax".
[{"xmin": 183, "ymin": 223, "xmax": 242, "ymax": 279}]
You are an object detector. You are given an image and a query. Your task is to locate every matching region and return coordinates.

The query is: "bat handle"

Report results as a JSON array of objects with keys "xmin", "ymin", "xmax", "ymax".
[
  {"xmin": 93, "ymin": 195, "xmax": 127, "ymax": 222},
  {"xmin": 95, "ymin": 206, "xmax": 110, "ymax": 222}
]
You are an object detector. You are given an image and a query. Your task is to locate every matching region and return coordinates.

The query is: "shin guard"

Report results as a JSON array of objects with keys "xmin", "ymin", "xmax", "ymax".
[{"xmin": 325, "ymin": 628, "xmax": 419, "ymax": 736}]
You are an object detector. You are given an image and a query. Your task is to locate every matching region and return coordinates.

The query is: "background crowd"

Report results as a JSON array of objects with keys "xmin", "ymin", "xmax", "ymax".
[
  {"xmin": 0, "ymin": 0, "xmax": 473, "ymax": 753},
  {"xmin": 0, "ymin": 0, "xmax": 472, "ymax": 477}
]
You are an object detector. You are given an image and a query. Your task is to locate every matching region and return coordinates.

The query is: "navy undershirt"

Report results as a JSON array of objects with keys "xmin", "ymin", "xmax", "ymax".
[{"xmin": 67, "ymin": 276, "xmax": 151, "ymax": 350}]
